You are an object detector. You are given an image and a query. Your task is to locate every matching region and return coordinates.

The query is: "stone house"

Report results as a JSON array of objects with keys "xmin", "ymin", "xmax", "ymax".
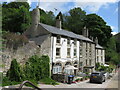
[
  {"xmin": 24, "ymin": 7, "xmax": 105, "ymax": 75},
  {"xmin": 95, "ymin": 37, "xmax": 105, "ymax": 65}
]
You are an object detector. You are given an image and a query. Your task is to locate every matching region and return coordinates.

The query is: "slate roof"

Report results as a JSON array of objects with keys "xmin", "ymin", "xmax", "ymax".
[
  {"xmin": 39, "ymin": 23, "xmax": 93, "ymax": 42},
  {"xmin": 96, "ymin": 44, "xmax": 103, "ymax": 49},
  {"xmin": 30, "ymin": 34, "xmax": 48, "ymax": 45}
]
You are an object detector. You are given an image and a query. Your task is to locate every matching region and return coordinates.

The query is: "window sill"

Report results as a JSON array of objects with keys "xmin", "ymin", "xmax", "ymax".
[
  {"xmin": 56, "ymin": 43, "xmax": 61, "ymax": 46},
  {"xmin": 74, "ymin": 56, "xmax": 77, "ymax": 58},
  {"xmin": 56, "ymin": 56, "xmax": 61, "ymax": 58},
  {"xmin": 67, "ymin": 56, "xmax": 71, "ymax": 58}
]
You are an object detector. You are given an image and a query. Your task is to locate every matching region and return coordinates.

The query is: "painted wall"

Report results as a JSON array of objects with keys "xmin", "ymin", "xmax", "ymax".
[
  {"xmin": 51, "ymin": 36, "xmax": 80, "ymax": 66},
  {"xmin": 96, "ymin": 49, "xmax": 105, "ymax": 65}
]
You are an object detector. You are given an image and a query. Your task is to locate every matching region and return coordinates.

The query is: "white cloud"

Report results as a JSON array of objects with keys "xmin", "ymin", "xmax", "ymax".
[
  {"xmin": 111, "ymin": 26, "xmax": 115, "ymax": 30},
  {"xmin": 27, "ymin": 0, "xmax": 32, "ymax": 5},
  {"xmin": 111, "ymin": 32, "xmax": 117, "ymax": 35},
  {"xmin": 1, "ymin": 0, "xmax": 119, "ymax": 13},
  {"xmin": 114, "ymin": 7, "xmax": 118, "ymax": 14},
  {"xmin": 39, "ymin": 2, "xmax": 68, "ymax": 15},
  {"xmin": 74, "ymin": 2, "xmax": 109, "ymax": 13}
]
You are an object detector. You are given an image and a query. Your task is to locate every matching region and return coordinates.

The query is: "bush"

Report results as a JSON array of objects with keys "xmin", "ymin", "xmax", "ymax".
[
  {"xmin": 24, "ymin": 79, "xmax": 38, "ymax": 88},
  {"xmin": 2, "ymin": 76, "xmax": 21, "ymax": 86},
  {"xmin": 24, "ymin": 55, "xmax": 50, "ymax": 81},
  {"xmin": 6, "ymin": 59, "xmax": 23, "ymax": 82},
  {"xmin": 75, "ymin": 78, "xmax": 81, "ymax": 82},
  {"xmin": 40, "ymin": 78, "xmax": 59, "ymax": 85}
]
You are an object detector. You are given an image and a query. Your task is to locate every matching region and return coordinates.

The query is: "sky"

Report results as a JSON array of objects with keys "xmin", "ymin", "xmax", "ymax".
[{"xmin": 1, "ymin": 0, "xmax": 120, "ymax": 35}]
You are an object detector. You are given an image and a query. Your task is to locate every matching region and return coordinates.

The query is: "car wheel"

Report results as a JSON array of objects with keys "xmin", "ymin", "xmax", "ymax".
[
  {"xmin": 103, "ymin": 78, "xmax": 105, "ymax": 82},
  {"xmin": 90, "ymin": 80, "xmax": 92, "ymax": 83},
  {"xmin": 99, "ymin": 81, "xmax": 103, "ymax": 84},
  {"xmin": 103, "ymin": 76, "xmax": 105, "ymax": 82}
]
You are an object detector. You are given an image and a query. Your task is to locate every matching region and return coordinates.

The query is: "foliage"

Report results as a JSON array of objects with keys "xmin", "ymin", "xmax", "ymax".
[
  {"xmin": 24, "ymin": 79, "xmax": 38, "ymax": 88},
  {"xmin": 40, "ymin": 8, "xmax": 55, "ymax": 26},
  {"xmin": 63, "ymin": 7, "xmax": 86, "ymax": 34},
  {"xmin": 24, "ymin": 55, "xmax": 50, "ymax": 81},
  {"xmin": 95, "ymin": 62, "xmax": 101, "ymax": 71},
  {"xmin": 98, "ymin": 65, "xmax": 107, "ymax": 71},
  {"xmin": 6, "ymin": 59, "xmax": 23, "ymax": 82},
  {"xmin": 75, "ymin": 78, "xmax": 81, "ymax": 81},
  {"xmin": 2, "ymin": 2, "xmax": 31, "ymax": 33},
  {"xmin": 2, "ymin": 76, "xmax": 21, "ymax": 86},
  {"xmin": 85, "ymin": 14, "xmax": 112, "ymax": 47},
  {"xmin": 40, "ymin": 78, "xmax": 59, "ymax": 85},
  {"xmin": 105, "ymin": 37, "xmax": 119, "ymax": 65}
]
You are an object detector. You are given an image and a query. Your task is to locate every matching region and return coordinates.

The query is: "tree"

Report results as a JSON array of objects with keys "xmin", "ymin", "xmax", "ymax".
[
  {"xmin": 40, "ymin": 8, "xmax": 55, "ymax": 26},
  {"xmin": 63, "ymin": 7, "xmax": 86, "ymax": 34},
  {"xmin": 6, "ymin": 59, "xmax": 23, "ymax": 81},
  {"xmin": 2, "ymin": 2, "xmax": 31, "ymax": 33},
  {"xmin": 105, "ymin": 37, "xmax": 119, "ymax": 65},
  {"xmin": 85, "ymin": 14, "xmax": 112, "ymax": 46}
]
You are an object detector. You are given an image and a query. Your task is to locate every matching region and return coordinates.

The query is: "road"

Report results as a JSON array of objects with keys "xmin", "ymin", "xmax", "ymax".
[
  {"xmin": 39, "ymin": 71, "xmax": 119, "ymax": 89},
  {"xmin": 1, "ymin": 69, "xmax": 119, "ymax": 90}
]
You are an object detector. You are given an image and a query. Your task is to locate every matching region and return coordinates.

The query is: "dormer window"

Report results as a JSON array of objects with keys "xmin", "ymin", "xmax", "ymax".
[{"xmin": 56, "ymin": 36, "xmax": 61, "ymax": 44}]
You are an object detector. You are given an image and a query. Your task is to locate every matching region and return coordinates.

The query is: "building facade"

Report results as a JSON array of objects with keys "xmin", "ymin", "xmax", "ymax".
[
  {"xmin": 95, "ymin": 37, "xmax": 105, "ymax": 65},
  {"xmin": 24, "ymin": 7, "xmax": 105, "ymax": 75}
]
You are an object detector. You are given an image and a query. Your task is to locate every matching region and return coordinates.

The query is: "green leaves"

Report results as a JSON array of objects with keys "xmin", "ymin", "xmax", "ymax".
[
  {"xmin": 63, "ymin": 7, "xmax": 86, "ymax": 34},
  {"xmin": 2, "ymin": 2, "xmax": 31, "ymax": 33},
  {"xmin": 86, "ymin": 14, "xmax": 112, "ymax": 47},
  {"xmin": 106, "ymin": 37, "xmax": 119, "ymax": 65},
  {"xmin": 6, "ymin": 59, "xmax": 23, "ymax": 82},
  {"xmin": 24, "ymin": 55, "xmax": 50, "ymax": 81}
]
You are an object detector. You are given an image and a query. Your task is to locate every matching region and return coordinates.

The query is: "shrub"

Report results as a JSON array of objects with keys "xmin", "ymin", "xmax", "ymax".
[
  {"xmin": 75, "ymin": 78, "xmax": 81, "ymax": 82},
  {"xmin": 6, "ymin": 59, "xmax": 23, "ymax": 82},
  {"xmin": 2, "ymin": 76, "xmax": 21, "ymax": 86},
  {"xmin": 24, "ymin": 55, "xmax": 50, "ymax": 81},
  {"xmin": 95, "ymin": 62, "xmax": 100, "ymax": 71},
  {"xmin": 80, "ymin": 78, "xmax": 83, "ymax": 81},
  {"xmin": 40, "ymin": 78, "xmax": 59, "ymax": 85}
]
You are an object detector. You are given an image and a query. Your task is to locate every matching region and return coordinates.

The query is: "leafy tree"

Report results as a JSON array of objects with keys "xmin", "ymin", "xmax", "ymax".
[
  {"xmin": 2, "ymin": 1, "xmax": 30, "ymax": 9},
  {"xmin": 40, "ymin": 9, "xmax": 55, "ymax": 26},
  {"xmin": 63, "ymin": 7, "xmax": 86, "ymax": 34},
  {"xmin": 6, "ymin": 59, "xmax": 23, "ymax": 82},
  {"xmin": 2, "ymin": 2, "xmax": 31, "ymax": 33},
  {"xmin": 105, "ymin": 37, "xmax": 119, "ymax": 65},
  {"xmin": 85, "ymin": 14, "xmax": 112, "ymax": 46}
]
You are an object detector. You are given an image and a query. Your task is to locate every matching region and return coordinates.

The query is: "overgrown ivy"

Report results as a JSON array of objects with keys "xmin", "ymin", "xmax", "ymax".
[
  {"xmin": 3, "ymin": 55, "xmax": 56, "ymax": 86},
  {"xmin": 23, "ymin": 55, "xmax": 50, "ymax": 81}
]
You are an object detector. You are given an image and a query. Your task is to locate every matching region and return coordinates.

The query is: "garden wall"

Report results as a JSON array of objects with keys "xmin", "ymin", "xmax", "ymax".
[{"xmin": 2, "ymin": 41, "xmax": 41, "ymax": 73}]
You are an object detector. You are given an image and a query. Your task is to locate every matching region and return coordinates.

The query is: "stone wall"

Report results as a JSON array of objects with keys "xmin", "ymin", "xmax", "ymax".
[{"xmin": 2, "ymin": 41, "xmax": 41, "ymax": 73}]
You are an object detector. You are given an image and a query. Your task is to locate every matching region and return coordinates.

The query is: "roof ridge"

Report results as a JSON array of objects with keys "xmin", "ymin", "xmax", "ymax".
[{"xmin": 39, "ymin": 23, "xmax": 93, "ymax": 42}]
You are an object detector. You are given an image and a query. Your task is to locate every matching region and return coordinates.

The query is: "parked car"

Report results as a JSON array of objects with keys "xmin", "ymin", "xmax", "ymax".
[{"xmin": 90, "ymin": 72, "xmax": 105, "ymax": 84}]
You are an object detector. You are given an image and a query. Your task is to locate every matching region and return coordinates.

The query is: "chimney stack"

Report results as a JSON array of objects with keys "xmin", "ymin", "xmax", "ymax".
[
  {"xmin": 95, "ymin": 37, "xmax": 98, "ymax": 44},
  {"xmin": 56, "ymin": 12, "xmax": 62, "ymax": 30},
  {"xmin": 83, "ymin": 26, "xmax": 89, "ymax": 37}
]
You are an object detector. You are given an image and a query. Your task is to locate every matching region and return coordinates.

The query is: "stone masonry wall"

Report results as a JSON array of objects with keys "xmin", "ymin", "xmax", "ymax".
[{"xmin": 2, "ymin": 41, "xmax": 41, "ymax": 73}]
